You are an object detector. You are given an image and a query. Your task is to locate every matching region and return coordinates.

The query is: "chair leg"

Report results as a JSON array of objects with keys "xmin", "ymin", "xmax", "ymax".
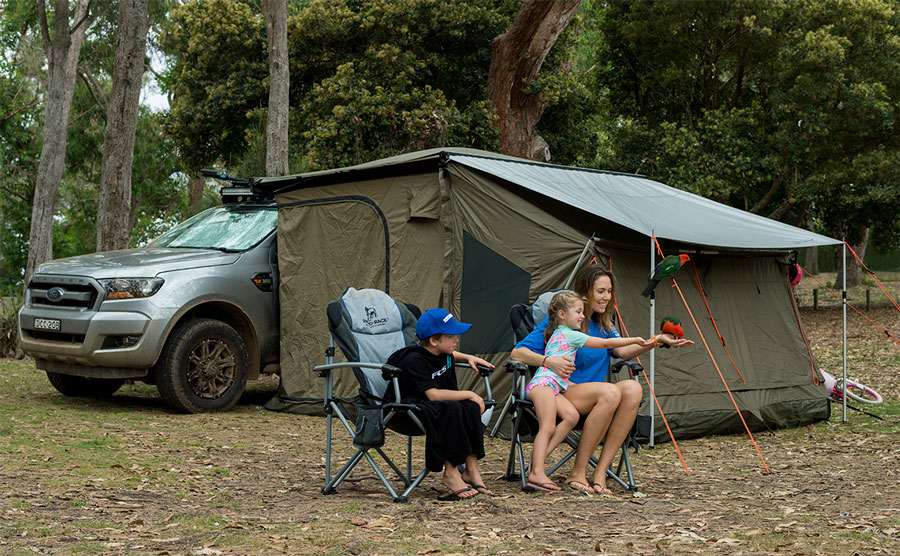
[
  {"xmin": 490, "ymin": 392, "xmax": 515, "ymax": 438},
  {"xmin": 605, "ymin": 441, "xmax": 638, "ymax": 492}
]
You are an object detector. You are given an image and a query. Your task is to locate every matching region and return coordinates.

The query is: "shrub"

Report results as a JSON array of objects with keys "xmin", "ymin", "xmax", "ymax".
[{"xmin": 0, "ymin": 290, "xmax": 23, "ymax": 358}]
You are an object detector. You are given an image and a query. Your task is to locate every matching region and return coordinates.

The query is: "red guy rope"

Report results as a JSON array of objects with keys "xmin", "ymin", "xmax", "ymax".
[
  {"xmin": 608, "ymin": 256, "xmax": 690, "ymax": 476},
  {"xmin": 653, "ymin": 236, "xmax": 771, "ymax": 474},
  {"xmin": 799, "ymin": 265, "xmax": 900, "ymax": 346},
  {"xmin": 785, "ymin": 267, "xmax": 820, "ymax": 385},
  {"xmin": 843, "ymin": 241, "xmax": 900, "ymax": 313},
  {"xmin": 686, "ymin": 259, "xmax": 746, "ymax": 383}
]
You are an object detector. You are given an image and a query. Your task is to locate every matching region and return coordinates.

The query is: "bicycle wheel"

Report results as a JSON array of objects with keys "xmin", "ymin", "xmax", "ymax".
[{"xmin": 841, "ymin": 379, "xmax": 883, "ymax": 404}]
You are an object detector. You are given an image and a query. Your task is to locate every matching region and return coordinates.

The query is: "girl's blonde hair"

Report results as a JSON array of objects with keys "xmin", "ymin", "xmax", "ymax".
[
  {"xmin": 572, "ymin": 265, "xmax": 617, "ymax": 332},
  {"xmin": 544, "ymin": 291, "xmax": 584, "ymax": 342}
]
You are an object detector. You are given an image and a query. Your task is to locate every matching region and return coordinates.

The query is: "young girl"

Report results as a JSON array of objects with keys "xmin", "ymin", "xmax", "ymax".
[{"xmin": 525, "ymin": 291, "xmax": 655, "ymax": 492}]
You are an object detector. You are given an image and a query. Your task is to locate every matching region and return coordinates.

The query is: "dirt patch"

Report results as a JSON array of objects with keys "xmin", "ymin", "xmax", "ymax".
[{"xmin": 1, "ymin": 307, "xmax": 899, "ymax": 555}]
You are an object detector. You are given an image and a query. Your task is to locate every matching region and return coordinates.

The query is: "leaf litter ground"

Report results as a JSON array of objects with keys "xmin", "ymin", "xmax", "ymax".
[{"xmin": 1, "ymin": 306, "xmax": 899, "ymax": 555}]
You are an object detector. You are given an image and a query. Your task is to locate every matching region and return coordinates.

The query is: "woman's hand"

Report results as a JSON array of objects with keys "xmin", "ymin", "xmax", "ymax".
[
  {"xmin": 545, "ymin": 355, "xmax": 575, "ymax": 379},
  {"xmin": 634, "ymin": 336, "xmax": 656, "ymax": 347},
  {"xmin": 658, "ymin": 333, "xmax": 694, "ymax": 348}
]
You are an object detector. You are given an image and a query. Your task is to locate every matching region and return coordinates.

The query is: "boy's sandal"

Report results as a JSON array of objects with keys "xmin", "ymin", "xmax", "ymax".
[
  {"xmin": 438, "ymin": 486, "xmax": 479, "ymax": 501},
  {"xmin": 565, "ymin": 480, "xmax": 594, "ymax": 494}
]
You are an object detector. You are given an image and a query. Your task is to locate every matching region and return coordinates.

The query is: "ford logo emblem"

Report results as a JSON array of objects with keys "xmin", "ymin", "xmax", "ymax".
[{"xmin": 47, "ymin": 287, "xmax": 65, "ymax": 302}]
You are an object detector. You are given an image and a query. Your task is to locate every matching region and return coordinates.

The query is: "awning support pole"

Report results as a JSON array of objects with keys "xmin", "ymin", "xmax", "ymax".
[
  {"xmin": 649, "ymin": 233, "xmax": 656, "ymax": 447},
  {"xmin": 842, "ymin": 238, "xmax": 848, "ymax": 422},
  {"xmin": 564, "ymin": 235, "xmax": 598, "ymax": 289}
]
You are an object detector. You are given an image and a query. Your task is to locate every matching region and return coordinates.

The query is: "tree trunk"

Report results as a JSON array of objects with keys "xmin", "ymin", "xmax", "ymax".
[
  {"xmin": 26, "ymin": 0, "xmax": 90, "ymax": 284},
  {"xmin": 834, "ymin": 226, "xmax": 868, "ymax": 289},
  {"xmin": 96, "ymin": 0, "xmax": 150, "ymax": 252},
  {"xmin": 805, "ymin": 215, "xmax": 819, "ymax": 274},
  {"xmin": 262, "ymin": 0, "xmax": 289, "ymax": 176},
  {"xmin": 805, "ymin": 246, "xmax": 819, "ymax": 275},
  {"xmin": 487, "ymin": 0, "xmax": 580, "ymax": 160},
  {"xmin": 188, "ymin": 172, "xmax": 205, "ymax": 211}
]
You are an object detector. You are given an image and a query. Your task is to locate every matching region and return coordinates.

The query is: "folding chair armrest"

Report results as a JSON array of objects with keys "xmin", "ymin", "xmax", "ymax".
[
  {"xmin": 381, "ymin": 364, "xmax": 401, "ymax": 380},
  {"xmin": 314, "ymin": 361, "xmax": 387, "ymax": 378},
  {"xmin": 504, "ymin": 359, "xmax": 529, "ymax": 373},
  {"xmin": 453, "ymin": 362, "xmax": 494, "ymax": 378},
  {"xmin": 611, "ymin": 359, "xmax": 643, "ymax": 377}
]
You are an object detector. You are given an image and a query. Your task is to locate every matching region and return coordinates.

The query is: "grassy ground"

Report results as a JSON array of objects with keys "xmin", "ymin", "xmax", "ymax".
[{"xmin": 1, "ymin": 296, "xmax": 900, "ymax": 555}]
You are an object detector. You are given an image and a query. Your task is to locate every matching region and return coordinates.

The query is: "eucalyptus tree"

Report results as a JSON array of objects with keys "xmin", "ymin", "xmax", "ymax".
[
  {"xmin": 25, "ymin": 0, "xmax": 91, "ymax": 283},
  {"xmin": 96, "ymin": 0, "xmax": 151, "ymax": 252}
]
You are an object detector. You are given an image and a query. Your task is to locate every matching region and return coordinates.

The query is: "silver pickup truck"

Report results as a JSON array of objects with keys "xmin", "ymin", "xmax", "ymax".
[{"xmin": 17, "ymin": 187, "xmax": 280, "ymax": 412}]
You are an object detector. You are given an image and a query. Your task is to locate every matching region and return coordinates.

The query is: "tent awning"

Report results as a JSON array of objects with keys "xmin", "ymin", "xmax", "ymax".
[
  {"xmin": 449, "ymin": 154, "xmax": 840, "ymax": 250},
  {"xmin": 265, "ymin": 148, "xmax": 840, "ymax": 250}
]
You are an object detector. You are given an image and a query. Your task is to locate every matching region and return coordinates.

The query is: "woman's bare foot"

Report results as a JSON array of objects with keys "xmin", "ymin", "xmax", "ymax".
[
  {"xmin": 565, "ymin": 474, "xmax": 594, "ymax": 494},
  {"xmin": 526, "ymin": 472, "xmax": 560, "ymax": 491},
  {"xmin": 591, "ymin": 476, "xmax": 613, "ymax": 496}
]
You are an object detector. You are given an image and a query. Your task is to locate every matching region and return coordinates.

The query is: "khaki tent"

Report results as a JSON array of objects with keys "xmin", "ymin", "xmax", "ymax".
[{"xmin": 261, "ymin": 148, "xmax": 839, "ymax": 441}]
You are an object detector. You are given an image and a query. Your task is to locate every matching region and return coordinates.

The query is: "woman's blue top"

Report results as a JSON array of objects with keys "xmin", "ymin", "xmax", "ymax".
[{"xmin": 514, "ymin": 316, "xmax": 620, "ymax": 384}]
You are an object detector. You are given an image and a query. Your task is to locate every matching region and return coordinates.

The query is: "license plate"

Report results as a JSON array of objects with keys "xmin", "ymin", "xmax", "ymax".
[{"xmin": 33, "ymin": 318, "xmax": 61, "ymax": 331}]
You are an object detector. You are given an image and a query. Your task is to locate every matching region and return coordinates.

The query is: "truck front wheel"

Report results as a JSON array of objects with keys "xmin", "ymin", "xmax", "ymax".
[
  {"xmin": 156, "ymin": 319, "xmax": 249, "ymax": 413},
  {"xmin": 46, "ymin": 372, "xmax": 124, "ymax": 398}
]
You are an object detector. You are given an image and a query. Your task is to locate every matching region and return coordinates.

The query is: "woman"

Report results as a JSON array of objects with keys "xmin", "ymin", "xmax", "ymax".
[{"xmin": 511, "ymin": 266, "xmax": 692, "ymax": 495}]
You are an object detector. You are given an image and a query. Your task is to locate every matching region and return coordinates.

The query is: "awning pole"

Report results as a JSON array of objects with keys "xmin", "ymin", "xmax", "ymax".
[
  {"xmin": 649, "ymin": 233, "xmax": 656, "ymax": 447},
  {"xmin": 564, "ymin": 235, "xmax": 598, "ymax": 289},
  {"xmin": 842, "ymin": 238, "xmax": 848, "ymax": 422}
]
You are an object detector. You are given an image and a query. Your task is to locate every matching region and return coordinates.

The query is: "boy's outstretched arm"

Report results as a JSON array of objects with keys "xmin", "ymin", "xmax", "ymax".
[{"xmin": 452, "ymin": 351, "xmax": 495, "ymax": 371}]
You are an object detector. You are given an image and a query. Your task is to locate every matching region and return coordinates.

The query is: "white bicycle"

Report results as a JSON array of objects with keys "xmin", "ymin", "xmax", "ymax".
[{"xmin": 819, "ymin": 368, "xmax": 883, "ymax": 404}]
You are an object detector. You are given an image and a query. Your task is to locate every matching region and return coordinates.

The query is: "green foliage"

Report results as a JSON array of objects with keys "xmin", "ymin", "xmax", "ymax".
[
  {"xmin": 160, "ymin": 0, "xmax": 518, "ymax": 172},
  {"xmin": 592, "ymin": 0, "xmax": 900, "ymax": 244},
  {"xmin": 0, "ymin": 8, "xmax": 41, "ymax": 290},
  {"xmin": 296, "ymin": 45, "xmax": 498, "ymax": 169},
  {"xmin": 160, "ymin": 0, "xmax": 268, "ymax": 170}
]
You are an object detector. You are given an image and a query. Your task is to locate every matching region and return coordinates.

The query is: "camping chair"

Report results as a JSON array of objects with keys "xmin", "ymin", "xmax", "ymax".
[
  {"xmin": 501, "ymin": 290, "xmax": 642, "ymax": 492},
  {"xmin": 316, "ymin": 287, "xmax": 494, "ymax": 503}
]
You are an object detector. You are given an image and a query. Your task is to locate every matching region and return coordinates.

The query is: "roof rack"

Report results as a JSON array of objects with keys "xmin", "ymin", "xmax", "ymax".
[{"xmin": 201, "ymin": 169, "xmax": 273, "ymax": 204}]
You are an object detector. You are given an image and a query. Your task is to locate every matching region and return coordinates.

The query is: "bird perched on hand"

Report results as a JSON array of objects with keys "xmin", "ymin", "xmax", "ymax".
[
  {"xmin": 659, "ymin": 316, "xmax": 684, "ymax": 339},
  {"xmin": 641, "ymin": 254, "xmax": 691, "ymax": 297}
]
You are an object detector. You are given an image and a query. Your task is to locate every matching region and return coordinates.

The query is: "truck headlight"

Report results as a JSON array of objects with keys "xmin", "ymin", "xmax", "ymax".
[{"xmin": 98, "ymin": 278, "xmax": 164, "ymax": 300}]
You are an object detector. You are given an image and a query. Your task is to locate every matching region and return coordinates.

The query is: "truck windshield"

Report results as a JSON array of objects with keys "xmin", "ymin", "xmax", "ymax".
[{"xmin": 148, "ymin": 206, "xmax": 277, "ymax": 251}]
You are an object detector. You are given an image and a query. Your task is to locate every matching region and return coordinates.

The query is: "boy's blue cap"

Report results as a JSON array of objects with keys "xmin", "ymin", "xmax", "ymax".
[{"xmin": 416, "ymin": 308, "xmax": 472, "ymax": 339}]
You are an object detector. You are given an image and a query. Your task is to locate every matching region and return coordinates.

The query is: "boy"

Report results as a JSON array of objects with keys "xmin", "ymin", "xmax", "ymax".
[{"xmin": 386, "ymin": 308, "xmax": 494, "ymax": 500}]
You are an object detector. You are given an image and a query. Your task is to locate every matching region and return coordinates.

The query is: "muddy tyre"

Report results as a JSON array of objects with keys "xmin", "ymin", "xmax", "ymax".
[
  {"xmin": 46, "ymin": 372, "xmax": 124, "ymax": 398},
  {"xmin": 156, "ymin": 319, "xmax": 248, "ymax": 413}
]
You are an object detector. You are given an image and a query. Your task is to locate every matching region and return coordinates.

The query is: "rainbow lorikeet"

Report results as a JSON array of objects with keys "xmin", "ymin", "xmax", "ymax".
[
  {"xmin": 659, "ymin": 316, "xmax": 684, "ymax": 339},
  {"xmin": 641, "ymin": 254, "xmax": 691, "ymax": 297}
]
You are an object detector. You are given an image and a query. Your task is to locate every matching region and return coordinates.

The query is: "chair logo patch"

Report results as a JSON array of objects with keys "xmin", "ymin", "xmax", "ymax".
[{"xmin": 363, "ymin": 306, "xmax": 388, "ymax": 327}]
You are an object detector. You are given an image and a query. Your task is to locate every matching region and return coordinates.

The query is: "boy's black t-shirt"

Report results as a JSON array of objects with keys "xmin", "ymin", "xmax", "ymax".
[{"xmin": 386, "ymin": 345, "xmax": 458, "ymax": 402}]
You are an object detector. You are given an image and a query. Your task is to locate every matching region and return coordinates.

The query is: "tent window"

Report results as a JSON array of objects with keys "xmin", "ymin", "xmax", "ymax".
[{"xmin": 459, "ymin": 231, "xmax": 531, "ymax": 354}]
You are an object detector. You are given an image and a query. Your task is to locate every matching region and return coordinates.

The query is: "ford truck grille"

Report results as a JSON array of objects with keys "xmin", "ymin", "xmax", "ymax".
[{"xmin": 28, "ymin": 276, "xmax": 100, "ymax": 310}]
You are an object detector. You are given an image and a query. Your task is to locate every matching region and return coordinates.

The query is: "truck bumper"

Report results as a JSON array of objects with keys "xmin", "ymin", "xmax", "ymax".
[{"xmin": 18, "ymin": 307, "xmax": 170, "ymax": 370}]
